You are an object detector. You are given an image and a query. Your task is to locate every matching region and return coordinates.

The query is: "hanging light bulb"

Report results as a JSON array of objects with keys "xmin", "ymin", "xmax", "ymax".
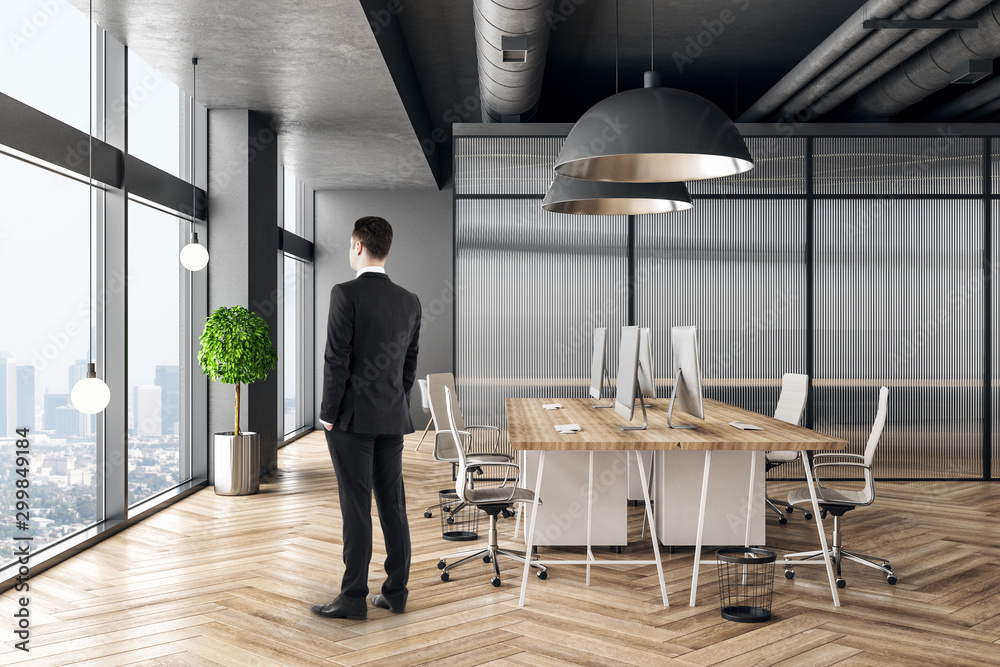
[
  {"xmin": 180, "ymin": 57, "xmax": 209, "ymax": 271},
  {"xmin": 72, "ymin": 0, "xmax": 110, "ymax": 415},
  {"xmin": 72, "ymin": 362, "xmax": 112, "ymax": 415},
  {"xmin": 180, "ymin": 231, "xmax": 210, "ymax": 270}
]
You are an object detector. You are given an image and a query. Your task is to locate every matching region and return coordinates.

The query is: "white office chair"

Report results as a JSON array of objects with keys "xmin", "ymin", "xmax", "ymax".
[
  {"xmin": 436, "ymin": 385, "xmax": 546, "ymax": 587},
  {"xmin": 783, "ymin": 386, "xmax": 896, "ymax": 588},
  {"xmin": 414, "ymin": 378, "xmax": 432, "ymax": 452},
  {"xmin": 765, "ymin": 373, "xmax": 810, "ymax": 524},
  {"xmin": 422, "ymin": 373, "xmax": 512, "ymax": 520}
]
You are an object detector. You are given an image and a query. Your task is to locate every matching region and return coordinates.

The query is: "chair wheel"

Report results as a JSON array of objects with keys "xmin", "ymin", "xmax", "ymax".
[
  {"xmin": 437, "ymin": 560, "xmax": 446, "ymax": 570},
  {"xmin": 440, "ymin": 571, "xmax": 449, "ymax": 582},
  {"xmin": 483, "ymin": 555, "xmax": 491, "ymax": 563},
  {"xmin": 804, "ymin": 512, "xmax": 813, "ymax": 520},
  {"xmin": 784, "ymin": 569, "xmax": 794, "ymax": 579},
  {"xmin": 537, "ymin": 570, "xmax": 547, "ymax": 580},
  {"xmin": 446, "ymin": 517, "xmax": 455, "ymax": 525},
  {"xmin": 836, "ymin": 578, "xmax": 846, "ymax": 588},
  {"xmin": 778, "ymin": 516, "xmax": 787, "ymax": 525},
  {"xmin": 491, "ymin": 576, "xmax": 501, "ymax": 587},
  {"xmin": 887, "ymin": 575, "xmax": 897, "ymax": 585},
  {"xmin": 442, "ymin": 505, "xmax": 452, "ymax": 513},
  {"xmin": 785, "ymin": 506, "xmax": 794, "ymax": 513},
  {"xmin": 423, "ymin": 511, "xmax": 432, "ymax": 519}
]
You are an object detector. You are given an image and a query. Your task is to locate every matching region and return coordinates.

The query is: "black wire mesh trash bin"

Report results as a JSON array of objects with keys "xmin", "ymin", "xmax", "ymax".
[
  {"xmin": 439, "ymin": 490, "xmax": 479, "ymax": 541},
  {"xmin": 716, "ymin": 547, "xmax": 776, "ymax": 623}
]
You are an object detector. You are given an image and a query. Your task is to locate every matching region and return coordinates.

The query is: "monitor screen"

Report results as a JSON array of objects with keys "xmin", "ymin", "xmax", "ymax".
[
  {"xmin": 670, "ymin": 325, "xmax": 705, "ymax": 422},
  {"xmin": 637, "ymin": 327, "xmax": 655, "ymax": 399},
  {"xmin": 589, "ymin": 327, "xmax": 607, "ymax": 400},
  {"xmin": 614, "ymin": 326, "xmax": 641, "ymax": 422}
]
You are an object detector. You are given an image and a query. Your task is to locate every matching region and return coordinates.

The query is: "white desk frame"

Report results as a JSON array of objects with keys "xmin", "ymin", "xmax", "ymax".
[{"xmin": 518, "ymin": 449, "xmax": 668, "ymax": 607}]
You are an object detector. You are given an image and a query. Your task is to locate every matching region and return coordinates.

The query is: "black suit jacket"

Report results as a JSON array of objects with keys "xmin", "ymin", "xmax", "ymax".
[{"xmin": 320, "ymin": 272, "xmax": 421, "ymax": 435}]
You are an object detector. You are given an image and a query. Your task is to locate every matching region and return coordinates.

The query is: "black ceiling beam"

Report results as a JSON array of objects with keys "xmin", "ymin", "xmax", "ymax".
[
  {"xmin": 862, "ymin": 20, "xmax": 979, "ymax": 29},
  {"xmin": 358, "ymin": 0, "xmax": 444, "ymax": 189}
]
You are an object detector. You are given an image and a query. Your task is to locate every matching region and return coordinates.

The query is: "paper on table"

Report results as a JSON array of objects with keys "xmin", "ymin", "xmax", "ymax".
[
  {"xmin": 729, "ymin": 421, "xmax": 764, "ymax": 431},
  {"xmin": 542, "ymin": 403, "xmax": 563, "ymax": 410},
  {"xmin": 554, "ymin": 423, "xmax": 581, "ymax": 433}
]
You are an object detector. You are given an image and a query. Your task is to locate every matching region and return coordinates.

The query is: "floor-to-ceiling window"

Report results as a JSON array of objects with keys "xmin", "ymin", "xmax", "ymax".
[
  {"xmin": 0, "ymin": 0, "xmax": 207, "ymax": 585},
  {"xmin": 0, "ymin": 152, "xmax": 97, "ymax": 565},
  {"xmin": 279, "ymin": 168, "xmax": 314, "ymax": 441}
]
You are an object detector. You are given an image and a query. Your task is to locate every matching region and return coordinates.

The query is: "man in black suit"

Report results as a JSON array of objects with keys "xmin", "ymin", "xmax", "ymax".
[{"xmin": 312, "ymin": 216, "xmax": 421, "ymax": 621}]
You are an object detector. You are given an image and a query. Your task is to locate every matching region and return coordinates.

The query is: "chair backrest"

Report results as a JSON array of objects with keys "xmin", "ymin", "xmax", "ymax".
[
  {"xmin": 444, "ymin": 385, "xmax": 471, "ymax": 503},
  {"xmin": 863, "ymin": 387, "xmax": 889, "ymax": 468},
  {"xmin": 773, "ymin": 373, "xmax": 809, "ymax": 426},
  {"xmin": 417, "ymin": 378, "xmax": 431, "ymax": 414},
  {"xmin": 426, "ymin": 373, "xmax": 465, "ymax": 432}
]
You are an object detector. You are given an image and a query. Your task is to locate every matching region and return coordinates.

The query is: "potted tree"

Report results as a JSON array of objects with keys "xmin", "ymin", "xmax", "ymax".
[{"xmin": 198, "ymin": 305, "xmax": 278, "ymax": 495}]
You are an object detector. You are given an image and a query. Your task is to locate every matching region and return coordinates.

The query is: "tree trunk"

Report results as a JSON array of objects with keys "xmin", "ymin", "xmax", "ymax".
[{"xmin": 234, "ymin": 383, "xmax": 241, "ymax": 437}]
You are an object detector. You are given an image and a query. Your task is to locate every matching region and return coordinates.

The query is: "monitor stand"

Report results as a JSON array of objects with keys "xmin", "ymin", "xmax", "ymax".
[
  {"xmin": 620, "ymin": 384, "xmax": 648, "ymax": 431},
  {"xmin": 592, "ymin": 362, "xmax": 615, "ymax": 409},
  {"xmin": 667, "ymin": 369, "xmax": 696, "ymax": 429}
]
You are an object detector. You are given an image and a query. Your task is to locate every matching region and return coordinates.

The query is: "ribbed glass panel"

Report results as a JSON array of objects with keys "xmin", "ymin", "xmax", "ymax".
[
  {"xmin": 814, "ymin": 199, "xmax": 984, "ymax": 479},
  {"xmin": 993, "ymin": 200, "xmax": 999, "ymax": 479},
  {"xmin": 813, "ymin": 137, "xmax": 983, "ymax": 196},
  {"xmin": 689, "ymin": 137, "xmax": 806, "ymax": 196},
  {"xmin": 635, "ymin": 200, "xmax": 807, "ymax": 417},
  {"xmin": 454, "ymin": 136, "xmax": 564, "ymax": 195},
  {"xmin": 992, "ymin": 139, "xmax": 1000, "ymax": 195},
  {"xmin": 455, "ymin": 199, "xmax": 627, "ymax": 450}
]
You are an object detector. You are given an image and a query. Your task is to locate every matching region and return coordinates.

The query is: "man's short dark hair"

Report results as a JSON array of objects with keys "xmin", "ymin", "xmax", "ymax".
[{"xmin": 353, "ymin": 216, "xmax": 393, "ymax": 260}]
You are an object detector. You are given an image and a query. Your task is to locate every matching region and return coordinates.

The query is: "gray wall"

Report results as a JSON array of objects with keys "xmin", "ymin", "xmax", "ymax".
[{"xmin": 314, "ymin": 186, "xmax": 454, "ymax": 429}]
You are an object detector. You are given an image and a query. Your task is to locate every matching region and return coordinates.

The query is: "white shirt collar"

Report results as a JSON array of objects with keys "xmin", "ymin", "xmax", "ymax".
[{"xmin": 356, "ymin": 265, "xmax": 386, "ymax": 278}]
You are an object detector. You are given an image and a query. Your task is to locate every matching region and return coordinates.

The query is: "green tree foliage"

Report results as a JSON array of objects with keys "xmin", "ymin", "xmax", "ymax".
[{"xmin": 198, "ymin": 305, "xmax": 278, "ymax": 436}]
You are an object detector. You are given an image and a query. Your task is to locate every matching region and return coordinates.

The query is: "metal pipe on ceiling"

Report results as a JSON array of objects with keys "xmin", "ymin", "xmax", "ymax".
[
  {"xmin": 771, "ymin": 0, "xmax": 954, "ymax": 122},
  {"xmin": 796, "ymin": 0, "xmax": 991, "ymax": 120},
  {"xmin": 473, "ymin": 0, "xmax": 556, "ymax": 123},
  {"xmin": 737, "ymin": 0, "xmax": 911, "ymax": 122},
  {"xmin": 957, "ymin": 92, "xmax": 1000, "ymax": 119},
  {"xmin": 846, "ymin": 0, "xmax": 1000, "ymax": 118},
  {"xmin": 922, "ymin": 74, "xmax": 1000, "ymax": 118}
]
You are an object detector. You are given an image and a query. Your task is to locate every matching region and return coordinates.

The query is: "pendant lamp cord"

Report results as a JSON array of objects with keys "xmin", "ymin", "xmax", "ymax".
[
  {"xmin": 615, "ymin": 0, "xmax": 619, "ymax": 94},
  {"xmin": 191, "ymin": 58, "xmax": 196, "ymax": 233},
  {"xmin": 88, "ymin": 0, "xmax": 93, "ymax": 367},
  {"xmin": 650, "ymin": 0, "xmax": 654, "ymax": 72}
]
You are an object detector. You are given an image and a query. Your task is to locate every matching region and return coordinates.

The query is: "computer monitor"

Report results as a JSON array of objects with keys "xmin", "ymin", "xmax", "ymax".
[
  {"xmin": 667, "ymin": 325, "xmax": 705, "ymax": 429},
  {"xmin": 614, "ymin": 326, "xmax": 646, "ymax": 430},
  {"xmin": 589, "ymin": 327, "xmax": 611, "ymax": 406},
  {"xmin": 637, "ymin": 327, "xmax": 655, "ymax": 400}
]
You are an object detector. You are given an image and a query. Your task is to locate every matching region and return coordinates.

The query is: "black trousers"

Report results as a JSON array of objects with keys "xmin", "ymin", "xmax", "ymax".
[{"xmin": 325, "ymin": 427, "xmax": 411, "ymax": 609}]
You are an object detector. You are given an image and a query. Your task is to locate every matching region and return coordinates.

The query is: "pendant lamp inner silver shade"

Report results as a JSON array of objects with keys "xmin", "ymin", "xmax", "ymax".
[
  {"xmin": 555, "ymin": 74, "xmax": 754, "ymax": 183},
  {"xmin": 542, "ymin": 174, "xmax": 692, "ymax": 215}
]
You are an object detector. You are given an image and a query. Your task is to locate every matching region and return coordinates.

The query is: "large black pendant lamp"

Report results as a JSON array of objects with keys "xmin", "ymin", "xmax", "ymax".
[
  {"xmin": 542, "ymin": 174, "xmax": 691, "ymax": 214},
  {"xmin": 553, "ymin": 1, "xmax": 753, "ymax": 183},
  {"xmin": 542, "ymin": 0, "xmax": 692, "ymax": 215}
]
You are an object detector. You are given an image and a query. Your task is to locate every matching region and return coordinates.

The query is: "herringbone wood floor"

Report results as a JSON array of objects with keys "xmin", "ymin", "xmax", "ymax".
[{"xmin": 2, "ymin": 431, "xmax": 1000, "ymax": 666}]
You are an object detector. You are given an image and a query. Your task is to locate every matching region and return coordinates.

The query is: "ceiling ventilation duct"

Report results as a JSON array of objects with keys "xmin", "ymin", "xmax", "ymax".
[
  {"xmin": 845, "ymin": 0, "xmax": 1000, "ymax": 118},
  {"xmin": 473, "ymin": 0, "xmax": 556, "ymax": 123}
]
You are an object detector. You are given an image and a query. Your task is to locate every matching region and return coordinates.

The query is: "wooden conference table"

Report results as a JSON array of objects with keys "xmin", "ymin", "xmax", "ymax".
[{"xmin": 506, "ymin": 397, "xmax": 849, "ymax": 607}]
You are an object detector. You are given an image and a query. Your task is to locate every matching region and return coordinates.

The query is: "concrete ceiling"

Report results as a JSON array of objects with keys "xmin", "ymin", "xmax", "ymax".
[{"xmin": 72, "ymin": 0, "xmax": 438, "ymax": 191}]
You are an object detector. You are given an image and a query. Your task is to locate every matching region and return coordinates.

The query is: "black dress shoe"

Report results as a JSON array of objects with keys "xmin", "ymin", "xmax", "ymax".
[
  {"xmin": 371, "ymin": 594, "xmax": 405, "ymax": 613},
  {"xmin": 311, "ymin": 596, "xmax": 367, "ymax": 620}
]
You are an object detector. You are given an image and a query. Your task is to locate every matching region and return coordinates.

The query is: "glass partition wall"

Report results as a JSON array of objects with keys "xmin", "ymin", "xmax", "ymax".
[{"xmin": 454, "ymin": 129, "xmax": 998, "ymax": 480}]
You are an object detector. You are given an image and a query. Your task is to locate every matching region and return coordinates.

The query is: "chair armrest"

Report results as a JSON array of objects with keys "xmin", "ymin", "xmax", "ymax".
[
  {"xmin": 459, "ymin": 462, "xmax": 521, "ymax": 498},
  {"xmin": 812, "ymin": 461, "xmax": 870, "ymax": 489}
]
